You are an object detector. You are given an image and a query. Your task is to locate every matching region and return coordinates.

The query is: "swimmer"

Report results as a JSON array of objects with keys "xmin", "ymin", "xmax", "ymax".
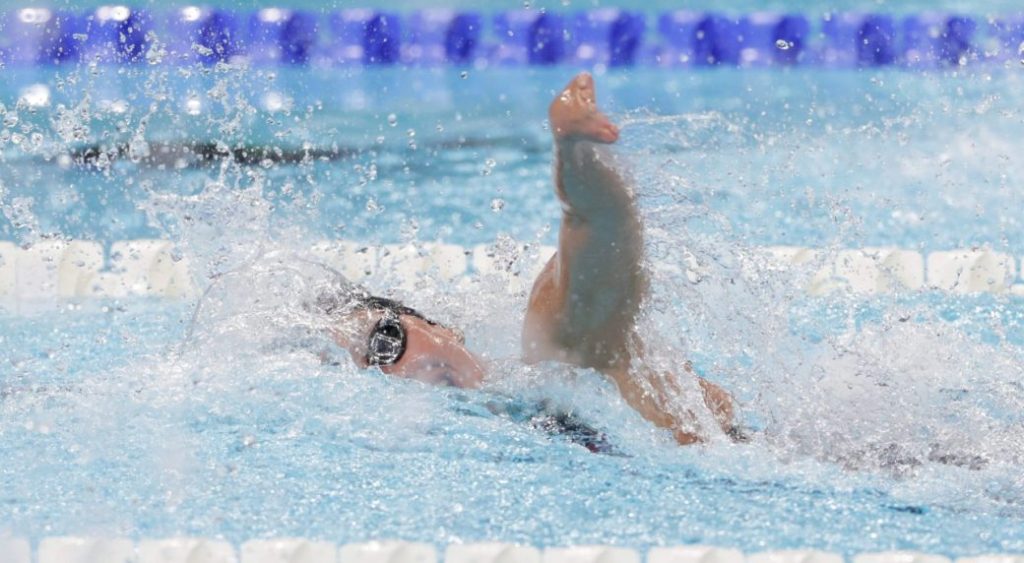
[{"xmin": 318, "ymin": 73, "xmax": 736, "ymax": 446}]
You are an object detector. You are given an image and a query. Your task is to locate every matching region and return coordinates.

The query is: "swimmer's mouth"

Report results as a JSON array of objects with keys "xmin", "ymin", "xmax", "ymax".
[
  {"xmin": 419, "ymin": 363, "xmax": 458, "ymax": 387},
  {"xmin": 401, "ymin": 360, "xmax": 464, "ymax": 388}
]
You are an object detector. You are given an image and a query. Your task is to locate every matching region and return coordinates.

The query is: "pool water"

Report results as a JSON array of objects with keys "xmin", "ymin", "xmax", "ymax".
[
  {"xmin": 4, "ymin": 67, "xmax": 1024, "ymax": 250},
  {"xmin": 2, "ymin": 49, "xmax": 1024, "ymax": 558}
]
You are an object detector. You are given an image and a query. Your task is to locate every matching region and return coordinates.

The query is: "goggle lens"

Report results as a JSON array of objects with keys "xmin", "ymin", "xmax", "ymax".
[{"xmin": 367, "ymin": 316, "xmax": 405, "ymax": 366}]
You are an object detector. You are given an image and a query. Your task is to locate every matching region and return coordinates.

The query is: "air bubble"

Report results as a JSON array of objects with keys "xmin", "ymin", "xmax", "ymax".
[
  {"xmin": 490, "ymin": 198, "xmax": 506, "ymax": 212},
  {"xmin": 460, "ymin": 70, "xmax": 468, "ymax": 79},
  {"xmin": 387, "ymin": 113, "xmax": 398, "ymax": 127},
  {"xmin": 776, "ymin": 39, "xmax": 791, "ymax": 50},
  {"xmin": 1018, "ymin": 41, "xmax": 1024, "ymax": 65}
]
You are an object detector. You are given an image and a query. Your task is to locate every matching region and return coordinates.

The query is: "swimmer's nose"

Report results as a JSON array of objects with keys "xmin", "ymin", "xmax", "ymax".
[{"xmin": 442, "ymin": 347, "xmax": 485, "ymax": 389}]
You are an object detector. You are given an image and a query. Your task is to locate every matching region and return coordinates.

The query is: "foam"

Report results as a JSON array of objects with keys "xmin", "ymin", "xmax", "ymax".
[
  {"xmin": 241, "ymin": 539, "xmax": 337, "ymax": 563},
  {"xmin": 926, "ymin": 249, "xmax": 1015, "ymax": 293},
  {"xmin": 853, "ymin": 553, "xmax": 951, "ymax": 563},
  {"xmin": 338, "ymin": 541, "xmax": 436, "ymax": 563},
  {"xmin": 2, "ymin": 240, "xmax": 1024, "ymax": 303},
  {"xmin": 746, "ymin": 551, "xmax": 844, "ymax": 563},
  {"xmin": 543, "ymin": 546, "xmax": 640, "ymax": 563},
  {"xmin": 833, "ymin": 248, "xmax": 925, "ymax": 294},
  {"xmin": 445, "ymin": 544, "xmax": 541, "ymax": 563},
  {"xmin": 37, "ymin": 537, "xmax": 135, "ymax": 563},
  {"xmin": 137, "ymin": 538, "xmax": 237, "ymax": 563},
  {"xmin": 14, "ymin": 241, "xmax": 104, "ymax": 299},
  {"xmin": 647, "ymin": 546, "xmax": 745, "ymax": 563},
  {"xmin": 0, "ymin": 241, "xmax": 17, "ymax": 298},
  {"xmin": 0, "ymin": 537, "xmax": 31, "ymax": 563},
  {"xmin": 7, "ymin": 538, "xmax": 1024, "ymax": 563}
]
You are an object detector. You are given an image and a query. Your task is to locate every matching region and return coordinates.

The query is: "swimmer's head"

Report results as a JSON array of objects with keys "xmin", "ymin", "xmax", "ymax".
[{"xmin": 312, "ymin": 289, "xmax": 485, "ymax": 389}]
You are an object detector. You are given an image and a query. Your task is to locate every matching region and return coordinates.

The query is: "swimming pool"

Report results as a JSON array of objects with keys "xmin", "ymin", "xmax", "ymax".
[{"xmin": 3, "ymin": 5, "xmax": 1024, "ymax": 562}]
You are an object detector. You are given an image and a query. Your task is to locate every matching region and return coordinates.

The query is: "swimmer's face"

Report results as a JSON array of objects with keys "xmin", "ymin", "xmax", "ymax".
[{"xmin": 333, "ymin": 311, "xmax": 485, "ymax": 389}]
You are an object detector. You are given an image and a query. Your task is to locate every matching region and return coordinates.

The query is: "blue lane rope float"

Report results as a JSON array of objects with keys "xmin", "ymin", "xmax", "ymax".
[{"xmin": 0, "ymin": 7, "xmax": 1022, "ymax": 68}]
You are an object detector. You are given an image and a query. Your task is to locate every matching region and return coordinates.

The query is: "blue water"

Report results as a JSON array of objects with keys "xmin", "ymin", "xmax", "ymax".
[
  {"xmin": 2, "ymin": 293, "xmax": 1024, "ymax": 556},
  {"xmin": 3, "ymin": 67, "xmax": 1024, "ymax": 253},
  {"xmin": 3, "ymin": 27, "xmax": 1024, "ymax": 560}
]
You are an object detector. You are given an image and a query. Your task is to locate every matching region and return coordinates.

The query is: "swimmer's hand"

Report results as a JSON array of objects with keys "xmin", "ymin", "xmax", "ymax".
[{"xmin": 549, "ymin": 72, "xmax": 619, "ymax": 144}]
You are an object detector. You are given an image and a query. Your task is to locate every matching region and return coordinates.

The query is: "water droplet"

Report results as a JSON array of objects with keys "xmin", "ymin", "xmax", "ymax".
[
  {"xmin": 775, "ymin": 39, "xmax": 791, "ymax": 50},
  {"xmin": 184, "ymin": 97, "xmax": 202, "ymax": 116},
  {"xmin": 460, "ymin": 70, "xmax": 468, "ymax": 79},
  {"xmin": 18, "ymin": 84, "xmax": 50, "ymax": 108},
  {"xmin": 490, "ymin": 198, "xmax": 506, "ymax": 212},
  {"xmin": 387, "ymin": 113, "xmax": 398, "ymax": 127}
]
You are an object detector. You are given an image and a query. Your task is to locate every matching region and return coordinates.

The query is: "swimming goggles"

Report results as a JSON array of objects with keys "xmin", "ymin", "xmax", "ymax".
[{"xmin": 366, "ymin": 311, "xmax": 407, "ymax": 366}]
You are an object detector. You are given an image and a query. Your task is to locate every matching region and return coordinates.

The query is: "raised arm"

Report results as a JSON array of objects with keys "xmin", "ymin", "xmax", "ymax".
[
  {"xmin": 521, "ymin": 72, "xmax": 644, "ymax": 372},
  {"xmin": 521, "ymin": 73, "xmax": 734, "ymax": 445}
]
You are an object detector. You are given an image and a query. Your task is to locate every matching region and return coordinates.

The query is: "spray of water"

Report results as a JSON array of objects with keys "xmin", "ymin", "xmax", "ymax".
[{"xmin": 5, "ymin": 61, "xmax": 1024, "ymax": 546}]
